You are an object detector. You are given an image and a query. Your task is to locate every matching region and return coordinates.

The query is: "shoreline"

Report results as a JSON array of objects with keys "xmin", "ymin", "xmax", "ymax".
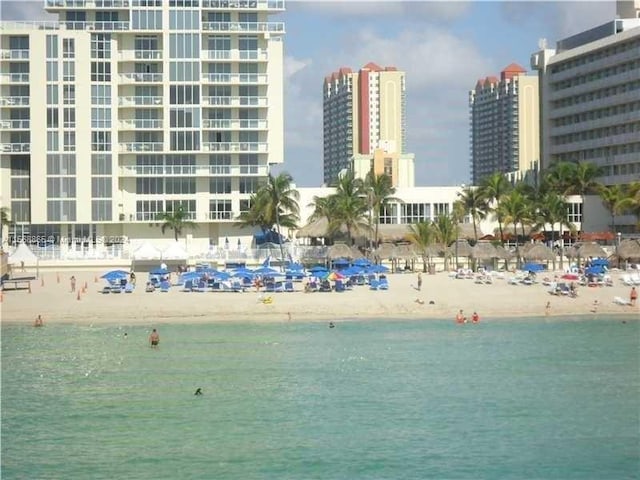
[{"xmin": 2, "ymin": 269, "xmax": 638, "ymax": 326}]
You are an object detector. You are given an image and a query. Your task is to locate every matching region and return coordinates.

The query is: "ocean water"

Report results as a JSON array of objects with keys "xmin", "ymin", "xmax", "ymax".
[{"xmin": 2, "ymin": 317, "xmax": 639, "ymax": 480}]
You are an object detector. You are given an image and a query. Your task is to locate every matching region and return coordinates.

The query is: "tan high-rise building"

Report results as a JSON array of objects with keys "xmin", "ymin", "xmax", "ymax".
[
  {"xmin": 322, "ymin": 62, "xmax": 408, "ymax": 186},
  {"xmin": 469, "ymin": 64, "xmax": 539, "ymax": 185}
]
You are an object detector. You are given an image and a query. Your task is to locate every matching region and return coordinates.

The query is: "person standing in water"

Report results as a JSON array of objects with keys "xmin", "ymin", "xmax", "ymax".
[
  {"xmin": 34, "ymin": 315, "xmax": 44, "ymax": 327},
  {"xmin": 149, "ymin": 328, "xmax": 160, "ymax": 348}
]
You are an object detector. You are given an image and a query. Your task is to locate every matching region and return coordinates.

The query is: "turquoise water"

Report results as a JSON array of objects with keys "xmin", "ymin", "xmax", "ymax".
[{"xmin": 2, "ymin": 317, "xmax": 639, "ymax": 479}]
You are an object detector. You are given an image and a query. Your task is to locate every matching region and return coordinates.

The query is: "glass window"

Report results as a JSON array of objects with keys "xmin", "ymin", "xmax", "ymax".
[
  {"xmin": 47, "ymin": 85, "xmax": 58, "ymax": 104},
  {"xmin": 92, "ymin": 200, "xmax": 112, "ymax": 221},
  {"xmin": 136, "ymin": 177, "xmax": 164, "ymax": 194},
  {"xmin": 91, "ymin": 34, "xmax": 111, "ymax": 59},
  {"xmin": 91, "ymin": 154, "xmax": 112, "ymax": 175},
  {"xmin": 62, "ymin": 38, "xmax": 75, "ymax": 58},
  {"xmin": 209, "ymin": 177, "xmax": 231, "ymax": 194},
  {"xmin": 47, "ymin": 108, "xmax": 59, "ymax": 129},
  {"xmin": 46, "ymin": 35, "xmax": 58, "ymax": 58},
  {"xmin": 47, "ymin": 61, "xmax": 58, "ymax": 82},
  {"xmin": 91, "ymin": 177, "xmax": 112, "ymax": 198}
]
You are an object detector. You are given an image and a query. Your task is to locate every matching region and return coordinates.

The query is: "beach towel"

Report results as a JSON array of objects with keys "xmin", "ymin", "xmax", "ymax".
[{"xmin": 613, "ymin": 296, "xmax": 632, "ymax": 306}]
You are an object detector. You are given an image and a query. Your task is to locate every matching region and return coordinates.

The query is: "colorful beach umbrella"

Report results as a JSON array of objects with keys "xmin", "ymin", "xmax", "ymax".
[{"xmin": 100, "ymin": 270, "xmax": 129, "ymax": 281}]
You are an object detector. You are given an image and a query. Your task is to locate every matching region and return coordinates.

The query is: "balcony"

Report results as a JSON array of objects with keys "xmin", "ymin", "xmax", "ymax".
[
  {"xmin": 209, "ymin": 211, "xmax": 233, "ymax": 220},
  {"xmin": 0, "ymin": 96, "xmax": 29, "ymax": 106},
  {"xmin": 0, "ymin": 73, "xmax": 29, "ymax": 83},
  {"xmin": 0, "ymin": 143, "xmax": 30, "ymax": 153},
  {"xmin": 45, "ymin": 0, "xmax": 131, "ymax": 8},
  {"xmin": 64, "ymin": 21, "xmax": 130, "ymax": 31},
  {"xmin": 0, "ymin": 49, "xmax": 29, "ymax": 60},
  {"xmin": 119, "ymin": 119, "xmax": 163, "ymax": 129},
  {"xmin": 201, "ymin": 0, "xmax": 285, "ymax": 10},
  {"xmin": 208, "ymin": 164, "xmax": 268, "ymax": 176},
  {"xmin": 119, "ymin": 142, "xmax": 163, "ymax": 152},
  {"xmin": 202, "ymin": 142, "xmax": 267, "ymax": 152},
  {"xmin": 201, "ymin": 49, "xmax": 268, "ymax": 62},
  {"xmin": 119, "ymin": 72, "xmax": 163, "ymax": 83},
  {"xmin": 118, "ymin": 95, "xmax": 163, "ymax": 107},
  {"xmin": 0, "ymin": 119, "xmax": 30, "ymax": 129},
  {"xmin": 120, "ymin": 165, "xmax": 197, "ymax": 176},
  {"xmin": 202, "ymin": 73, "xmax": 268, "ymax": 84},
  {"xmin": 118, "ymin": 50, "xmax": 163, "ymax": 61},
  {"xmin": 202, "ymin": 119, "xmax": 268, "ymax": 129},
  {"xmin": 202, "ymin": 96, "xmax": 268, "ymax": 107},
  {"xmin": 201, "ymin": 22, "xmax": 285, "ymax": 34}
]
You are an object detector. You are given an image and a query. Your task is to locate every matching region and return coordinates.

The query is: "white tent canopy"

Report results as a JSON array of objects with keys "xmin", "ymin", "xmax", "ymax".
[
  {"xmin": 132, "ymin": 242, "xmax": 162, "ymax": 260},
  {"xmin": 162, "ymin": 241, "xmax": 188, "ymax": 260},
  {"xmin": 8, "ymin": 242, "xmax": 38, "ymax": 265}
]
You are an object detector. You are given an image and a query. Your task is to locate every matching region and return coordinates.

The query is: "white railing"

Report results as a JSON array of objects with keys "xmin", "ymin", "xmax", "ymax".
[
  {"xmin": 119, "ymin": 72, "xmax": 163, "ymax": 83},
  {"xmin": 0, "ymin": 143, "xmax": 30, "ymax": 152},
  {"xmin": 119, "ymin": 119, "xmax": 163, "ymax": 129},
  {"xmin": 119, "ymin": 142, "xmax": 163, "ymax": 152},
  {"xmin": 202, "ymin": 119, "xmax": 267, "ymax": 129},
  {"xmin": 201, "ymin": 0, "xmax": 285, "ymax": 10},
  {"xmin": 45, "ymin": 0, "xmax": 131, "ymax": 8},
  {"xmin": 201, "ymin": 21, "xmax": 285, "ymax": 33},
  {"xmin": 0, "ymin": 49, "xmax": 29, "ymax": 59},
  {"xmin": 120, "ymin": 165, "xmax": 197, "ymax": 176},
  {"xmin": 118, "ymin": 50, "xmax": 163, "ymax": 61},
  {"xmin": 208, "ymin": 165, "xmax": 267, "ymax": 175},
  {"xmin": 118, "ymin": 95, "xmax": 163, "ymax": 106},
  {"xmin": 202, "ymin": 96, "xmax": 268, "ymax": 107},
  {"xmin": 202, "ymin": 142, "xmax": 268, "ymax": 152},
  {"xmin": 209, "ymin": 211, "xmax": 233, "ymax": 220},
  {"xmin": 201, "ymin": 49, "xmax": 268, "ymax": 61},
  {"xmin": 0, "ymin": 119, "xmax": 30, "ymax": 129},
  {"xmin": 0, "ymin": 73, "xmax": 29, "ymax": 83},
  {"xmin": 202, "ymin": 73, "xmax": 268, "ymax": 84},
  {"xmin": 0, "ymin": 96, "xmax": 29, "ymax": 106}
]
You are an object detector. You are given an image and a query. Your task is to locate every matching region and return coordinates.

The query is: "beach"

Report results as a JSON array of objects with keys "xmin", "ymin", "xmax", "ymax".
[{"xmin": 1, "ymin": 269, "xmax": 638, "ymax": 325}]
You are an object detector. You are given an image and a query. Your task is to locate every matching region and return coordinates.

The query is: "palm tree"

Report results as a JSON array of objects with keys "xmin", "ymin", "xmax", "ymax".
[
  {"xmin": 499, "ymin": 190, "xmax": 529, "ymax": 268},
  {"xmin": 407, "ymin": 221, "xmax": 435, "ymax": 272},
  {"xmin": 618, "ymin": 181, "xmax": 640, "ymax": 230},
  {"xmin": 431, "ymin": 214, "xmax": 458, "ymax": 271},
  {"xmin": 457, "ymin": 186, "xmax": 488, "ymax": 243},
  {"xmin": 364, "ymin": 171, "xmax": 398, "ymax": 252},
  {"xmin": 157, "ymin": 205, "xmax": 198, "ymax": 242},
  {"xmin": 557, "ymin": 162, "xmax": 603, "ymax": 232},
  {"xmin": 480, "ymin": 173, "xmax": 511, "ymax": 245},
  {"xmin": 0, "ymin": 207, "xmax": 11, "ymax": 250},
  {"xmin": 258, "ymin": 172, "xmax": 300, "ymax": 264},
  {"xmin": 533, "ymin": 191, "xmax": 575, "ymax": 270},
  {"xmin": 544, "ymin": 161, "xmax": 575, "ymax": 194},
  {"xmin": 306, "ymin": 195, "xmax": 338, "ymax": 241},
  {"xmin": 598, "ymin": 184, "xmax": 626, "ymax": 232},
  {"xmin": 330, "ymin": 171, "xmax": 368, "ymax": 245}
]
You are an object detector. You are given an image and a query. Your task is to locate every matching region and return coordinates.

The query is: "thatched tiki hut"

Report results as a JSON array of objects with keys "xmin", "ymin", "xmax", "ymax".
[
  {"xmin": 616, "ymin": 239, "xmax": 640, "ymax": 268},
  {"xmin": 326, "ymin": 243, "xmax": 354, "ymax": 261},
  {"xmin": 522, "ymin": 243, "xmax": 556, "ymax": 270},
  {"xmin": 450, "ymin": 239, "xmax": 472, "ymax": 269},
  {"xmin": 470, "ymin": 242, "xmax": 499, "ymax": 270}
]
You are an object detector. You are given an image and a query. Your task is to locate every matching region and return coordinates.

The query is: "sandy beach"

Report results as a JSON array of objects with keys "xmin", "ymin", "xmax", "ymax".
[{"xmin": 1, "ymin": 268, "xmax": 638, "ymax": 325}]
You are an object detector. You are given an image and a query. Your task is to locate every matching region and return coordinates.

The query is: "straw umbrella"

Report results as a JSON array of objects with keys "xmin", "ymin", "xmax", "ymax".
[
  {"xmin": 617, "ymin": 239, "xmax": 640, "ymax": 260},
  {"xmin": 577, "ymin": 242, "xmax": 607, "ymax": 258},
  {"xmin": 471, "ymin": 242, "xmax": 498, "ymax": 260},
  {"xmin": 350, "ymin": 245, "xmax": 365, "ymax": 260},
  {"xmin": 326, "ymin": 243, "xmax": 353, "ymax": 260},
  {"xmin": 522, "ymin": 244, "xmax": 555, "ymax": 262},
  {"xmin": 296, "ymin": 217, "xmax": 329, "ymax": 239}
]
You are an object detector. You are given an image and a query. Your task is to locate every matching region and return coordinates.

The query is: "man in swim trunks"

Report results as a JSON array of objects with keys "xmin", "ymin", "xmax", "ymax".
[
  {"xmin": 149, "ymin": 328, "xmax": 160, "ymax": 347},
  {"xmin": 455, "ymin": 310, "xmax": 466, "ymax": 324}
]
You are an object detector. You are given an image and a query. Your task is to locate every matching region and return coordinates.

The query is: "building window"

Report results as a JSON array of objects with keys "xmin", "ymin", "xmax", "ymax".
[
  {"xmin": 91, "ymin": 131, "xmax": 111, "ymax": 151},
  {"xmin": 47, "ymin": 154, "xmax": 75, "ymax": 175},
  {"xmin": 239, "ymin": 177, "xmax": 260, "ymax": 194},
  {"xmin": 92, "ymin": 200, "xmax": 112, "ymax": 221},
  {"xmin": 62, "ymin": 38, "xmax": 75, "ymax": 58},
  {"xmin": 91, "ymin": 154, "xmax": 112, "ymax": 175},
  {"xmin": 91, "ymin": 34, "xmax": 111, "ymax": 59},
  {"xmin": 46, "ymin": 35, "xmax": 58, "ymax": 58},
  {"xmin": 401, "ymin": 203, "xmax": 431, "ymax": 224},
  {"xmin": 166, "ymin": 177, "xmax": 196, "ymax": 194},
  {"xmin": 209, "ymin": 177, "xmax": 231, "ymax": 194},
  {"xmin": 209, "ymin": 199, "xmax": 232, "ymax": 219},
  {"xmin": 136, "ymin": 177, "xmax": 164, "ymax": 194}
]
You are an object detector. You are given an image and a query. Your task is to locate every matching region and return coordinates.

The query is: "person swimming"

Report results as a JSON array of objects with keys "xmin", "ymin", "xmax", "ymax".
[
  {"xmin": 329, "ymin": 322, "xmax": 335, "ymax": 328},
  {"xmin": 194, "ymin": 388, "xmax": 203, "ymax": 396}
]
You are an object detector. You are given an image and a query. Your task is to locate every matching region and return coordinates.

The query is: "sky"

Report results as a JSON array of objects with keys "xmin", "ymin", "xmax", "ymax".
[{"xmin": 1, "ymin": 0, "xmax": 615, "ymax": 187}]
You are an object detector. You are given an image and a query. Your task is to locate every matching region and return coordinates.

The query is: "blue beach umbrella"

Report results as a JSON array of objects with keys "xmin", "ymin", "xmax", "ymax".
[
  {"xmin": 150, "ymin": 267, "xmax": 170, "ymax": 276},
  {"xmin": 366, "ymin": 264, "xmax": 389, "ymax": 274},
  {"xmin": 212, "ymin": 271, "xmax": 232, "ymax": 281},
  {"xmin": 254, "ymin": 266, "xmax": 280, "ymax": 276},
  {"xmin": 101, "ymin": 270, "xmax": 129, "ymax": 281},
  {"xmin": 309, "ymin": 265, "xmax": 328, "ymax": 274},
  {"xmin": 522, "ymin": 263, "xmax": 544, "ymax": 273},
  {"xmin": 353, "ymin": 258, "xmax": 371, "ymax": 267}
]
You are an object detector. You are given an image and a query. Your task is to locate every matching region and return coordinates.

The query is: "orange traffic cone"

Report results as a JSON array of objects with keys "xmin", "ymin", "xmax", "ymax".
[
  {"xmin": 77, "ymin": 290, "xmax": 81, "ymax": 301},
  {"xmin": 57, "ymin": 273, "xmax": 60, "ymax": 283},
  {"xmin": 28, "ymin": 282, "xmax": 32, "ymax": 293},
  {"xmin": 94, "ymin": 276, "xmax": 98, "ymax": 283},
  {"xmin": 84, "ymin": 281, "xmax": 88, "ymax": 290},
  {"xmin": 41, "ymin": 277, "xmax": 45, "ymax": 287}
]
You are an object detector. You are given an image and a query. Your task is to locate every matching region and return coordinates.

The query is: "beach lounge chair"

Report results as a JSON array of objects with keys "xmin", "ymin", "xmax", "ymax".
[
  {"xmin": 319, "ymin": 280, "xmax": 332, "ymax": 292},
  {"xmin": 195, "ymin": 281, "xmax": 207, "ymax": 292},
  {"xmin": 334, "ymin": 279, "xmax": 345, "ymax": 292},
  {"xmin": 160, "ymin": 281, "xmax": 170, "ymax": 292},
  {"xmin": 284, "ymin": 281, "xmax": 294, "ymax": 292},
  {"xmin": 264, "ymin": 281, "xmax": 276, "ymax": 293},
  {"xmin": 101, "ymin": 285, "xmax": 110, "ymax": 294},
  {"xmin": 369, "ymin": 279, "xmax": 380, "ymax": 290},
  {"xmin": 124, "ymin": 283, "xmax": 134, "ymax": 293},
  {"xmin": 378, "ymin": 278, "xmax": 389, "ymax": 290},
  {"xmin": 182, "ymin": 279, "xmax": 194, "ymax": 292}
]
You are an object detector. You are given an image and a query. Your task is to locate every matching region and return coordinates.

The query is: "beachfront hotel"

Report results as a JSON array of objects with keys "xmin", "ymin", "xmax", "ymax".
[
  {"xmin": 468, "ymin": 64, "xmax": 540, "ymax": 185},
  {"xmin": 0, "ymin": 0, "xmax": 285, "ymax": 254},
  {"xmin": 322, "ymin": 63, "xmax": 415, "ymax": 188},
  {"xmin": 530, "ymin": 0, "xmax": 640, "ymax": 220}
]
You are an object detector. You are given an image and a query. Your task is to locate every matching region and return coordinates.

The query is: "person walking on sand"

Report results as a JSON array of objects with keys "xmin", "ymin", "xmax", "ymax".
[
  {"xmin": 417, "ymin": 272, "xmax": 422, "ymax": 291},
  {"xmin": 149, "ymin": 328, "xmax": 160, "ymax": 348},
  {"xmin": 545, "ymin": 301, "xmax": 551, "ymax": 316},
  {"xmin": 34, "ymin": 315, "xmax": 44, "ymax": 327},
  {"xmin": 631, "ymin": 287, "xmax": 637, "ymax": 306},
  {"xmin": 70, "ymin": 276, "xmax": 76, "ymax": 293}
]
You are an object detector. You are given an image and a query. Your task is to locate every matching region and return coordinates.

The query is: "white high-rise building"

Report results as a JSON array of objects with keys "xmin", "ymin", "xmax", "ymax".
[
  {"xmin": 530, "ymin": 2, "xmax": 640, "ymax": 190},
  {"xmin": 0, "ymin": 0, "xmax": 284, "ymax": 253}
]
